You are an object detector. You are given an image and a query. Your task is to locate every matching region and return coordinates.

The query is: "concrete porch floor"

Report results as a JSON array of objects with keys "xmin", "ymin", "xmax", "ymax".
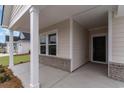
[{"xmin": 11, "ymin": 62, "xmax": 124, "ymax": 88}]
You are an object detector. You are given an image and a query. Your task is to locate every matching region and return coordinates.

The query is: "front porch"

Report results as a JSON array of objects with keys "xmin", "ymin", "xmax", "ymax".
[
  {"xmin": 3, "ymin": 5, "xmax": 123, "ymax": 87},
  {"xmin": 11, "ymin": 62, "xmax": 124, "ymax": 88}
]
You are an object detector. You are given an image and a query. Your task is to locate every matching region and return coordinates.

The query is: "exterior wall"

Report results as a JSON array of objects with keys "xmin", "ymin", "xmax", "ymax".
[
  {"xmin": 112, "ymin": 17, "xmax": 124, "ymax": 63},
  {"xmin": 109, "ymin": 16, "xmax": 124, "ymax": 81},
  {"xmin": 40, "ymin": 19, "xmax": 70, "ymax": 59},
  {"xmin": 17, "ymin": 41, "xmax": 30, "ymax": 54},
  {"xmin": 89, "ymin": 26, "xmax": 107, "ymax": 61},
  {"xmin": 39, "ymin": 19, "xmax": 71, "ymax": 71},
  {"xmin": 71, "ymin": 21, "xmax": 89, "ymax": 71}
]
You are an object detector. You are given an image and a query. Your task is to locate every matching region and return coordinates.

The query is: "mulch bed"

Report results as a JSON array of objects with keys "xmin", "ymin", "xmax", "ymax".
[
  {"xmin": 0, "ymin": 67, "xmax": 23, "ymax": 88},
  {"xmin": 14, "ymin": 53, "xmax": 30, "ymax": 56},
  {"xmin": 15, "ymin": 61, "xmax": 29, "ymax": 65}
]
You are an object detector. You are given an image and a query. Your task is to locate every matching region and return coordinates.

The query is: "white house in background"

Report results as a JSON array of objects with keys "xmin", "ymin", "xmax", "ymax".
[
  {"xmin": 2, "ymin": 5, "xmax": 124, "ymax": 87},
  {"xmin": 6, "ymin": 32, "xmax": 30, "ymax": 54}
]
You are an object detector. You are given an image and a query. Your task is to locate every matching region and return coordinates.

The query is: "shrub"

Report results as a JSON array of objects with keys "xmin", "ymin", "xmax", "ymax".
[
  {"xmin": 0, "ymin": 73, "xmax": 11, "ymax": 83},
  {"xmin": 3, "ymin": 74, "xmax": 11, "ymax": 82},
  {"xmin": 0, "ymin": 73, "xmax": 5, "ymax": 83},
  {"xmin": 0, "ymin": 65, "xmax": 2, "ymax": 68},
  {"xmin": 0, "ymin": 68, "xmax": 5, "ymax": 73},
  {"xmin": 0, "ymin": 65, "xmax": 11, "ymax": 83},
  {"xmin": 0, "ymin": 65, "xmax": 5, "ymax": 73}
]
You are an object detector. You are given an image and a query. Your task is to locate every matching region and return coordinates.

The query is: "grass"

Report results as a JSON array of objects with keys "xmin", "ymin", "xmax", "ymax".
[{"xmin": 0, "ymin": 54, "xmax": 30, "ymax": 66}]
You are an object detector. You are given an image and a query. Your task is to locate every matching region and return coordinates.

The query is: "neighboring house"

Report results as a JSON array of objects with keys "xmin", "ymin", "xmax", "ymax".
[
  {"xmin": 5, "ymin": 32, "xmax": 30, "ymax": 54},
  {"xmin": 2, "ymin": 5, "xmax": 124, "ymax": 87}
]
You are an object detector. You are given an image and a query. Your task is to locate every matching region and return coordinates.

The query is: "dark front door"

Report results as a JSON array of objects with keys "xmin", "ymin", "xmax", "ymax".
[{"xmin": 93, "ymin": 36, "xmax": 106, "ymax": 62}]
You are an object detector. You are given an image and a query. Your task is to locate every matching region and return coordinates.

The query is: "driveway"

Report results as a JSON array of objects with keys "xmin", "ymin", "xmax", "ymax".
[{"xmin": 11, "ymin": 62, "xmax": 124, "ymax": 88}]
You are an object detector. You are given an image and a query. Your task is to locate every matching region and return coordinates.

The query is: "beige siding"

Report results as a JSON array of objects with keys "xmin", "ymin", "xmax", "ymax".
[
  {"xmin": 89, "ymin": 27, "xmax": 107, "ymax": 61},
  {"xmin": 40, "ymin": 19, "xmax": 70, "ymax": 59},
  {"xmin": 89, "ymin": 27, "xmax": 107, "ymax": 35},
  {"xmin": 112, "ymin": 16, "xmax": 124, "ymax": 63},
  {"xmin": 71, "ymin": 21, "xmax": 89, "ymax": 71}
]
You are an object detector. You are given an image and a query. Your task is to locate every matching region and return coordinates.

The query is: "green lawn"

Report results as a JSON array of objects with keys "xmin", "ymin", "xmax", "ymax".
[{"xmin": 0, "ymin": 54, "xmax": 30, "ymax": 66}]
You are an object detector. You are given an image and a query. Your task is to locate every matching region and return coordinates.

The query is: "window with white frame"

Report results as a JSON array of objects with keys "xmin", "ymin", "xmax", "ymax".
[
  {"xmin": 48, "ymin": 33, "xmax": 56, "ymax": 55},
  {"xmin": 40, "ymin": 31, "xmax": 57, "ymax": 56},
  {"xmin": 40, "ymin": 35, "xmax": 46, "ymax": 54}
]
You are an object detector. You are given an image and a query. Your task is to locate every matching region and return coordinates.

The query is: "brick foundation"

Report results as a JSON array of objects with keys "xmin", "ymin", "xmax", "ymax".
[
  {"xmin": 39, "ymin": 55, "xmax": 71, "ymax": 72},
  {"xmin": 109, "ymin": 62, "xmax": 124, "ymax": 81}
]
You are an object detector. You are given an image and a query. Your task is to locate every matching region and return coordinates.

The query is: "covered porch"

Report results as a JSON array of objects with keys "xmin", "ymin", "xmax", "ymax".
[
  {"xmin": 4, "ymin": 5, "xmax": 115, "ymax": 88},
  {"xmin": 11, "ymin": 62, "xmax": 124, "ymax": 88}
]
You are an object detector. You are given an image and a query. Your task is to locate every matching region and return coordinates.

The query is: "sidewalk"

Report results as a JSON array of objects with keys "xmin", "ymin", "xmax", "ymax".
[{"xmin": 0, "ymin": 53, "xmax": 9, "ymax": 57}]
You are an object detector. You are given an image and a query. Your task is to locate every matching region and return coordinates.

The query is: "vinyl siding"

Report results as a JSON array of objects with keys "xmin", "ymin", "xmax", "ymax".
[
  {"xmin": 71, "ymin": 21, "xmax": 89, "ymax": 71},
  {"xmin": 17, "ymin": 41, "xmax": 30, "ymax": 54},
  {"xmin": 112, "ymin": 16, "xmax": 124, "ymax": 63},
  {"xmin": 40, "ymin": 19, "xmax": 70, "ymax": 59}
]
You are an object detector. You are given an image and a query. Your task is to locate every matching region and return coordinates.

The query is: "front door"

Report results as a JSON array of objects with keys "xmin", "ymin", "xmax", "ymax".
[{"xmin": 92, "ymin": 36, "xmax": 106, "ymax": 63}]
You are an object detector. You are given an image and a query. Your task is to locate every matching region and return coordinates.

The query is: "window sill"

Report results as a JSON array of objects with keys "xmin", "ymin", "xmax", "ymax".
[{"xmin": 39, "ymin": 54, "xmax": 70, "ymax": 60}]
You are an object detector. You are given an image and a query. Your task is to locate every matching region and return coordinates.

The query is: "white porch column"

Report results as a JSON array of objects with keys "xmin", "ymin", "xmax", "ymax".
[
  {"xmin": 9, "ymin": 30, "xmax": 14, "ymax": 68},
  {"xmin": 108, "ymin": 10, "xmax": 112, "ymax": 76},
  {"xmin": 108, "ymin": 11, "xmax": 112, "ymax": 62},
  {"xmin": 29, "ymin": 7, "xmax": 40, "ymax": 88}
]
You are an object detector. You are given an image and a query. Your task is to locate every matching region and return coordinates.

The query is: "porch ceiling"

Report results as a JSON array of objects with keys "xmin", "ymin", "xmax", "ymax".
[
  {"xmin": 73, "ymin": 6, "xmax": 114, "ymax": 29},
  {"xmin": 11, "ymin": 5, "xmax": 115, "ymax": 32},
  {"xmin": 11, "ymin": 5, "xmax": 98, "ymax": 32}
]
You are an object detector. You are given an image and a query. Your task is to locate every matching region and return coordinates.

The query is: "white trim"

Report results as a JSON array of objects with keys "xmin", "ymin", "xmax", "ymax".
[
  {"xmin": 108, "ymin": 11, "xmax": 112, "ymax": 62},
  {"xmin": 69, "ymin": 18, "xmax": 73, "ymax": 72},
  {"xmin": 40, "ymin": 29, "xmax": 58, "ymax": 57},
  {"xmin": 10, "ymin": 6, "xmax": 23, "ymax": 22},
  {"xmin": 9, "ymin": 5, "xmax": 31, "ymax": 29},
  {"xmin": 9, "ymin": 30, "xmax": 14, "ymax": 68},
  {"xmin": 88, "ymin": 26, "xmax": 108, "ymax": 32},
  {"xmin": 91, "ymin": 33, "xmax": 108, "ymax": 64},
  {"xmin": 29, "ymin": 6, "xmax": 39, "ymax": 88},
  {"xmin": 108, "ymin": 10, "xmax": 113, "ymax": 76}
]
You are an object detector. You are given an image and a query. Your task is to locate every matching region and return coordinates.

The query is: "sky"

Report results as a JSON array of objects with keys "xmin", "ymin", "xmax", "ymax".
[{"xmin": 0, "ymin": 5, "xmax": 20, "ymax": 43}]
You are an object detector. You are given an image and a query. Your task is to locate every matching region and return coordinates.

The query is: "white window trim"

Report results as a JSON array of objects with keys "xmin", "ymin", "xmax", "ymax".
[{"xmin": 40, "ymin": 29, "xmax": 58, "ymax": 57}]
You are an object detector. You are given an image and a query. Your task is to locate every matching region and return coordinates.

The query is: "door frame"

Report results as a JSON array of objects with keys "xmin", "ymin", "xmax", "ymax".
[{"xmin": 91, "ymin": 33, "xmax": 108, "ymax": 64}]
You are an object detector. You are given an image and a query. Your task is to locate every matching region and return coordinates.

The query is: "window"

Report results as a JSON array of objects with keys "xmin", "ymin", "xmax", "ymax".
[
  {"xmin": 40, "ymin": 46, "xmax": 46, "ymax": 54},
  {"xmin": 40, "ymin": 35, "xmax": 46, "ymax": 54},
  {"xmin": 48, "ymin": 34, "xmax": 56, "ymax": 44},
  {"xmin": 40, "ymin": 31, "xmax": 57, "ymax": 56},
  {"xmin": 48, "ymin": 33, "xmax": 56, "ymax": 55}
]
